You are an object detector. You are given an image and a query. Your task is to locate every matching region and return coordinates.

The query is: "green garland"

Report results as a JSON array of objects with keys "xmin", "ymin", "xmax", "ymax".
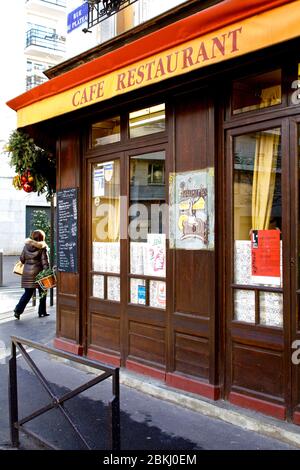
[{"xmin": 5, "ymin": 130, "xmax": 56, "ymax": 201}]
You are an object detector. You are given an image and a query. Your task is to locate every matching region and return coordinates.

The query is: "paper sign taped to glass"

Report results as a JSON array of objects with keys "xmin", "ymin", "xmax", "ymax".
[
  {"xmin": 251, "ymin": 229, "xmax": 281, "ymax": 286},
  {"xmin": 169, "ymin": 168, "xmax": 214, "ymax": 250}
]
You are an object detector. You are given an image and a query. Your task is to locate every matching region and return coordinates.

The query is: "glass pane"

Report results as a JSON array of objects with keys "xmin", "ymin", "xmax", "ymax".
[
  {"xmin": 260, "ymin": 292, "xmax": 283, "ymax": 327},
  {"xmin": 129, "ymin": 104, "xmax": 165, "ymax": 138},
  {"xmin": 232, "ymin": 70, "xmax": 281, "ymax": 115},
  {"xmin": 150, "ymin": 280, "xmax": 166, "ymax": 309},
  {"xmin": 91, "ymin": 117, "xmax": 120, "ymax": 147},
  {"xmin": 129, "ymin": 151, "xmax": 166, "ymax": 278},
  {"xmin": 92, "ymin": 275, "xmax": 104, "ymax": 299},
  {"xmin": 92, "ymin": 161, "xmax": 120, "ymax": 274},
  {"xmin": 107, "ymin": 276, "xmax": 120, "ymax": 302},
  {"xmin": 233, "ymin": 129, "xmax": 282, "ymax": 288},
  {"xmin": 130, "ymin": 278, "xmax": 146, "ymax": 305},
  {"xmin": 234, "ymin": 290, "xmax": 255, "ymax": 323}
]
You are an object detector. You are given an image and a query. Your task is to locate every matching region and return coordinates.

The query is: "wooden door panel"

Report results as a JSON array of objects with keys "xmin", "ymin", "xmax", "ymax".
[
  {"xmin": 128, "ymin": 321, "xmax": 165, "ymax": 366},
  {"xmin": 89, "ymin": 312, "xmax": 120, "ymax": 354},
  {"xmin": 56, "ymin": 131, "xmax": 81, "ymax": 345},
  {"xmin": 175, "ymin": 251, "xmax": 214, "ymax": 316},
  {"xmin": 174, "ymin": 332, "xmax": 209, "ymax": 379},
  {"xmin": 232, "ymin": 343, "xmax": 284, "ymax": 399},
  {"xmin": 170, "ymin": 90, "xmax": 216, "ymax": 383}
]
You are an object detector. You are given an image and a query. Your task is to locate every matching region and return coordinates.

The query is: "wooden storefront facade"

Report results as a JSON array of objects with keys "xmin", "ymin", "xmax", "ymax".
[{"xmin": 7, "ymin": 0, "xmax": 300, "ymax": 424}]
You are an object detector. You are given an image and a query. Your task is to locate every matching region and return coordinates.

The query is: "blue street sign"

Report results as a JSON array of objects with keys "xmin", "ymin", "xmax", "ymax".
[{"xmin": 67, "ymin": 2, "xmax": 89, "ymax": 33}]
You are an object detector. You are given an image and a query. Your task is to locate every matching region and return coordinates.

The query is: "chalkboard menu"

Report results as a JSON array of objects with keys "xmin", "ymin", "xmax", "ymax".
[{"xmin": 57, "ymin": 188, "xmax": 78, "ymax": 273}]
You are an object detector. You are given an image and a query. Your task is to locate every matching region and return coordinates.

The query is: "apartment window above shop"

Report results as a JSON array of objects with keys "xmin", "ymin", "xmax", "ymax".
[
  {"xmin": 232, "ymin": 69, "xmax": 282, "ymax": 115},
  {"xmin": 26, "ymin": 60, "xmax": 50, "ymax": 90}
]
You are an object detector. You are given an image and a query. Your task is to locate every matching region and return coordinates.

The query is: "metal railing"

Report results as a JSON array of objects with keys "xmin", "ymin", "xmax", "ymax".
[
  {"xmin": 8, "ymin": 336, "xmax": 120, "ymax": 450},
  {"xmin": 26, "ymin": 29, "xmax": 66, "ymax": 53}
]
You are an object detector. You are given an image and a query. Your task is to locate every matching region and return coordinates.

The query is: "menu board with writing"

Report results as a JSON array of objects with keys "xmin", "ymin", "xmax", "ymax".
[{"xmin": 57, "ymin": 188, "xmax": 78, "ymax": 273}]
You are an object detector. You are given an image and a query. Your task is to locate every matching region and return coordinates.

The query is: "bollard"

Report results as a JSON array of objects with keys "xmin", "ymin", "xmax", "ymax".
[{"xmin": 0, "ymin": 249, "xmax": 3, "ymax": 287}]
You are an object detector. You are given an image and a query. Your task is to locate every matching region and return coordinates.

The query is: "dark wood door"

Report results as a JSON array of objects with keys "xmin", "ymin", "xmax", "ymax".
[
  {"xmin": 225, "ymin": 118, "xmax": 292, "ymax": 419},
  {"xmin": 85, "ymin": 145, "xmax": 168, "ymax": 370},
  {"xmin": 124, "ymin": 144, "xmax": 168, "ymax": 374},
  {"xmin": 86, "ymin": 152, "xmax": 124, "ymax": 364},
  {"xmin": 290, "ymin": 116, "xmax": 300, "ymax": 423}
]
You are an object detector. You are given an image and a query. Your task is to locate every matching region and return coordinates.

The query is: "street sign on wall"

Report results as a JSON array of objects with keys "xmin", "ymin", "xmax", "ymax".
[{"xmin": 67, "ymin": 3, "xmax": 88, "ymax": 33}]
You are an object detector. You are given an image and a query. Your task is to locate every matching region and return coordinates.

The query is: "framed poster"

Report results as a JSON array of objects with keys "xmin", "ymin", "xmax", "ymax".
[
  {"xmin": 169, "ymin": 168, "xmax": 214, "ymax": 250},
  {"xmin": 251, "ymin": 229, "xmax": 281, "ymax": 286}
]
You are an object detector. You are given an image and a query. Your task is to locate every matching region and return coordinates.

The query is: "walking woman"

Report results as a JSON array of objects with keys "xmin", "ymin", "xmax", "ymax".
[{"xmin": 14, "ymin": 229, "xmax": 50, "ymax": 319}]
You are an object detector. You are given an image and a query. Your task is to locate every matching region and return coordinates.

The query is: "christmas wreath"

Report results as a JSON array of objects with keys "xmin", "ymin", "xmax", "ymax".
[{"xmin": 5, "ymin": 130, "xmax": 56, "ymax": 201}]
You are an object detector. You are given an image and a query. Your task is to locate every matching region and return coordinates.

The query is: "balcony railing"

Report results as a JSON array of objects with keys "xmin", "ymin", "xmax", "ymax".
[
  {"xmin": 26, "ymin": 29, "xmax": 66, "ymax": 53},
  {"xmin": 26, "ymin": 74, "xmax": 48, "ymax": 91},
  {"xmin": 26, "ymin": 0, "xmax": 66, "ymax": 7}
]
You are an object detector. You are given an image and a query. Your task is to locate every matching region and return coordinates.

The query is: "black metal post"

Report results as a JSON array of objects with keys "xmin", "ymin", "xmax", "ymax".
[
  {"xmin": 9, "ymin": 336, "xmax": 120, "ymax": 450},
  {"xmin": 110, "ymin": 368, "xmax": 120, "ymax": 451},
  {"xmin": 50, "ymin": 194, "xmax": 55, "ymax": 307},
  {"xmin": 8, "ymin": 342, "xmax": 19, "ymax": 448}
]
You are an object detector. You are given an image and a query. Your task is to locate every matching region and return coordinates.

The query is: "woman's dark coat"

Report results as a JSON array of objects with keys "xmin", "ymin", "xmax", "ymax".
[{"xmin": 20, "ymin": 239, "xmax": 49, "ymax": 288}]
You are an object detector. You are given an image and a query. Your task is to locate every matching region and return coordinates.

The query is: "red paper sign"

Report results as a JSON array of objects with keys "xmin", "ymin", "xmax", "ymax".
[{"xmin": 251, "ymin": 230, "xmax": 280, "ymax": 278}]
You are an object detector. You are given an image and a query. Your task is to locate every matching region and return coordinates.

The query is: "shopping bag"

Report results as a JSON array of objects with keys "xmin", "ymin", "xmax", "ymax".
[{"xmin": 13, "ymin": 260, "xmax": 24, "ymax": 275}]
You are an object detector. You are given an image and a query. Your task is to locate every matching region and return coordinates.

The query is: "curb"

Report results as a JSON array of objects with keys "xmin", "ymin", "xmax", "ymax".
[
  {"xmin": 50, "ymin": 355, "xmax": 300, "ymax": 449},
  {"xmin": 120, "ymin": 374, "xmax": 300, "ymax": 448}
]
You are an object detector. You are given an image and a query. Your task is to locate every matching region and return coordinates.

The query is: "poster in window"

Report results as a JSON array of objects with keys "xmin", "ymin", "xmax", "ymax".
[
  {"xmin": 144, "ymin": 233, "xmax": 166, "ymax": 277},
  {"xmin": 169, "ymin": 168, "xmax": 214, "ymax": 250},
  {"xmin": 150, "ymin": 280, "xmax": 166, "ymax": 309},
  {"xmin": 251, "ymin": 229, "xmax": 281, "ymax": 286}
]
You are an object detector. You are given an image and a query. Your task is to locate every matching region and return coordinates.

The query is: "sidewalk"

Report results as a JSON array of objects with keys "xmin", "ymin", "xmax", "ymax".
[{"xmin": 0, "ymin": 308, "xmax": 299, "ymax": 451}]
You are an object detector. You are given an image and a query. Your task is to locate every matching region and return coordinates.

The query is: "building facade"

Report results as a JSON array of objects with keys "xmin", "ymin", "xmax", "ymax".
[
  {"xmin": 7, "ymin": 0, "xmax": 300, "ymax": 423},
  {"xmin": 25, "ymin": 0, "xmax": 67, "ymax": 90},
  {"xmin": 0, "ymin": 1, "xmax": 68, "ymax": 254}
]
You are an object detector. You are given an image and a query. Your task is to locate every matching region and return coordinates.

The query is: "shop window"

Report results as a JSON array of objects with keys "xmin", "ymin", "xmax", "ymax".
[
  {"xmin": 92, "ymin": 160, "xmax": 120, "ymax": 302},
  {"xmin": 129, "ymin": 104, "xmax": 165, "ymax": 138},
  {"xmin": 129, "ymin": 151, "xmax": 166, "ymax": 309},
  {"xmin": 91, "ymin": 117, "xmax": 120, "ymax": 147},
  {"xmin": 232, "ymin": 69, "xmax": 282, "ymax": 115},
  {"xmin": 233, "ymin": 129, "xmax": 283, "ymax": 327}
]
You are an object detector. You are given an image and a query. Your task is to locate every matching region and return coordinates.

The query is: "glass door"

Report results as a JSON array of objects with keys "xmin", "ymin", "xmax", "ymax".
[
  {"xmin": 225, "ymin": 120, "xmax": 290, "ymax": 415},
  {"xmin": 232, "ymin": 127, "xmax": 283, "ymax": 327},
  {"xmin": 86, "ymin": 154, "xmax": 123, "ymax": 362},
  {"xmin": 125, "ymin": 145, "xmax": 168, "ymax": 372}
]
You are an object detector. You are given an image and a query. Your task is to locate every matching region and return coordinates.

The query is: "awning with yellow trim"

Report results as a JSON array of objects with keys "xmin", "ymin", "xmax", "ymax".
[{"xmin": 7, "ymin": 0, "xmax": 300, "ymax": 128}]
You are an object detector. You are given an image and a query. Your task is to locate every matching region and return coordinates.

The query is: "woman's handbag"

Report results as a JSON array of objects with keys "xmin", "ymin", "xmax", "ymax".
[{"xmin": 13, "ymin": 260, "xmax": 24, "ymax": 275}]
